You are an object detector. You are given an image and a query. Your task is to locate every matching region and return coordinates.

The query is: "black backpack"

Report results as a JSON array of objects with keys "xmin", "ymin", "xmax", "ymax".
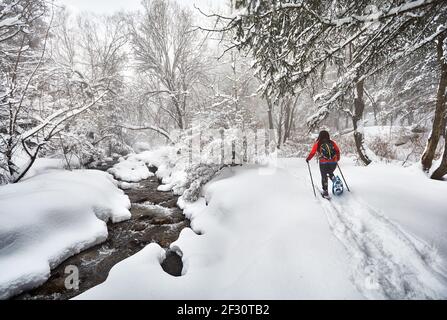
[{"xmin": 319, "ymin": 140, "xmax": 336, "ymax": 160}]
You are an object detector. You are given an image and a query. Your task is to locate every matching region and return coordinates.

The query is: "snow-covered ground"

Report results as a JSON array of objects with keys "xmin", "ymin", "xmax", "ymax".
[
  {"xmin": 0, "ymin": 169, "xmax": 131, "ymax": 299},
  {"xmin": 76, "ymin": 157, "xmax": 447, "ymax": 300}
]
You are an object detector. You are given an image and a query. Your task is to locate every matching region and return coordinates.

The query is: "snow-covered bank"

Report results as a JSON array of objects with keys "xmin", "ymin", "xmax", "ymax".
[
  {"xmin": 76, "ymin": 157, "xmax": 447, "ymax": 300},
  {"xmin": 0, "ymin": 170, "xmax": 131, "ymax": 299}
]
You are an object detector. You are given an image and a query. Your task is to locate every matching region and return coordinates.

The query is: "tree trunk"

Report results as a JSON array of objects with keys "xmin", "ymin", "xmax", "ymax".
[
  {"xmin": 137, "ymin": 102, "xmax": 144, "ymax": 126},
  {"xmin": 277, "ymin": 101, "xmax": 283, "ymax": 148},
  {"xmin": 175, "ymin": 100, "xmax": 184, "ymax": 130},
  {"xmin": 352, "ymin": 79, "xmax": 372, "ymax": 165},
  {"xmin": 283, "ymin": 100, "xmax": 291, "ymax": 144},
  {"xmin": 284, "ymin": 97, "xmax": 298, "ymax": 144},
  {"xmin": 431, "ymin": 132, "xmax": 447, "ymax": 180},
  {"xmin": 421, "ymin": 33, "xmax": 447, "ymax": 172},
  {"xmin": 277, "ymin": 119, "xmax": 283, "ymax": 148},
  {"xmin": 266, "ymin": 97, "xmax": 274, "ymax": 130},
  {"xmin": 285, "ymin": 105, "xmax": 295, "ymax": 143},
  {"xmin": 431, "ymin": 116, "xmax": 447, "ymax": 180},
  {"xmin": 14, "ymin": 145, "xmax": 42, "ymax": 183},
  {"xmin": 334, "ymin": 111, "xmax": 340, "ymax": 131},
  {"xmin": 5, "ymin": 148, "xmax": 16, "ymax": 178},
  {"xmin": 372, "ymin": 102, "xmax": 378, "ymax": 126}
]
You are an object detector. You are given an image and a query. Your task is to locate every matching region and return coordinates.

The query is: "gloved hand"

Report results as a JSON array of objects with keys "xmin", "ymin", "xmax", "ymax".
[{"xmin": 306, "ymin": 159, "xmax": 309, "ymax": 163}]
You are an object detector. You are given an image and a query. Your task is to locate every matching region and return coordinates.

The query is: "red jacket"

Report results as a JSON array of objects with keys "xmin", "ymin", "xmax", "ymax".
[{"xmin": 306, "ymin": 139, "xmax": 340, "ymax": 163}]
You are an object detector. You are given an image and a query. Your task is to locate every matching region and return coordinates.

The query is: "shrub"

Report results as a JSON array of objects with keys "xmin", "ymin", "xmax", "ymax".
[
  {"xmin": 182, "ymin": 163, "xmax": 223, "ymax": 202},
  {"xmin": 369, "ymin": 136, "xmax": 397, "ymax": 162}
]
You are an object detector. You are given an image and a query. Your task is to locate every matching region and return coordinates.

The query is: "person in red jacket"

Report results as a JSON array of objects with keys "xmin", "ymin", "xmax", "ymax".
[{"xmin": 306, "ymin": 130, "xmax": 340, "ymax": 197}]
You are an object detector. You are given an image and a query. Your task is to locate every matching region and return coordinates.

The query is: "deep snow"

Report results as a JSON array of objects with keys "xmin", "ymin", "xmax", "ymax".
[
  {"xmin": 76, "ymin": 157, "xmax": 447, "ymax": 300},
  {"xmin": 0, "ymin": 169, "xmax": 131, "ymax": 299}
]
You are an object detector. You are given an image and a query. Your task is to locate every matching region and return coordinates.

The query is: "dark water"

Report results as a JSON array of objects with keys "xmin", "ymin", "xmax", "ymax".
[{"xmin": 15, "ymin": 165, "xmax": 189, "ymax": 300}]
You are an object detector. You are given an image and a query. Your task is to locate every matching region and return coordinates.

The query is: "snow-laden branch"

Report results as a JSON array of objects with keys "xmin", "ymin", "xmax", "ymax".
[
  {"xmin": 362, "ymin": 25, "xmax": 447, "ymax": 81},
  {"xmin": 0, "ymin": 15, "xmax": 23, "ymax": 29},
  {"xmin": 324, "ymin": 0, "xmax": 440, "ymax": 27},
  {"xmin": 232, "ymin": 0, "xmax": 441, "ymax": 27},
  {"xmin": 306, "ymin": 68, "xmax": 358, "ymax": 129},
  {"xmin": 12, "ymin": 4, "xmax": 54, "ymax": 128},
  {"xmin": 306, "ymin": 23, "xmax": 447, "ymax": 130},
  {"xmin": 21, "ymin": 91, "xmax": 108, "ymax": 142},
  {"xmin": 117, "ymin": 123, "xmax": 172, "ymax": 142}
]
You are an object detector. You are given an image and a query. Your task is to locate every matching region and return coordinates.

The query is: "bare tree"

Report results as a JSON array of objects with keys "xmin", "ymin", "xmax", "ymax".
[
  {"xmin": 128, "ymin": 0, "xmax": 205, "ymax": 130},
  {"xmin": 275, "ymin": 96, "xmax": 298, "ymax": 148},
  {"xmin": 75, "ymin": 13, "xmax": 130, "ymax": 156},
  {"xmin": 0, "ymin": 3, "xmax": 116, "ymax": 183}
]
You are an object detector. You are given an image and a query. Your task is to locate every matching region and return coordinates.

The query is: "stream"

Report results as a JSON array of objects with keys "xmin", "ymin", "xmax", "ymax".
[{"xmin": 15, "ymin": 163, "xmax": 189, "ymax": 300}]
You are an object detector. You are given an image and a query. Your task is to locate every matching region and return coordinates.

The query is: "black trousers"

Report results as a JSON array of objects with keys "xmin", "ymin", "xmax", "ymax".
[{"xmin": 319, "ymin": 163, "xmax": 337, "ymax": 191}]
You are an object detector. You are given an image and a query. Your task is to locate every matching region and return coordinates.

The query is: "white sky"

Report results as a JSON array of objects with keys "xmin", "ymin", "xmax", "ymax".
[{"xmin": 58, "ymin": 0, "xmax": 229, "ymax": 15}]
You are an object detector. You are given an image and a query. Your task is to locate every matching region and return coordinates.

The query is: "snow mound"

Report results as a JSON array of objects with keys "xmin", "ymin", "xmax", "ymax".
[
  {"xmin": 108, "ymin": 158, "xmax": 153, "ymax": 182},
  {"xmin": 0, "ymin": 170, "xmax": 131, "ymax": 299},
  {"xmin": 112, "ymin": 146, "xmax": 189, "ymax": 194},
  {"xmin": 132, "ymin": 202, "xmax": 174, "ymax": 216},
  {"xmin": 20, "ymin": 158, "xmax": 66, "ymax": 180}
]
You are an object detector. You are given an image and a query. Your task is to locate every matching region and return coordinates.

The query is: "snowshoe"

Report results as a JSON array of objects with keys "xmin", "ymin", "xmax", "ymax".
[
  {"xmin": 321, "ymin": 190, "xmax": 331, "ymax": 200},
  {"xmin": 332, "ymin": 176, "xmax": 344, "ymax": 196}
]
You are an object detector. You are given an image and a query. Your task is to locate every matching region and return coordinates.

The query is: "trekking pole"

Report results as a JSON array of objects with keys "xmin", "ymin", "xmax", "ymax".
[
  {"xmin": 337, "ymin": 163, "xmax": 351, "ymax": 192},
  {"xmin": 307, "ymin": 161, "xmax": 316, "ymax": 198}
]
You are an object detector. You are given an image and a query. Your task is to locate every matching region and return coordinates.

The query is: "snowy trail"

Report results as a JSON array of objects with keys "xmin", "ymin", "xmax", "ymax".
[
  {"xmin": 283, "ymin": 160, "xmax": 447, "ymax": 299},
  {"xmin": 321, "ymin": 195, "xmax": 447, "ymax": 299}
]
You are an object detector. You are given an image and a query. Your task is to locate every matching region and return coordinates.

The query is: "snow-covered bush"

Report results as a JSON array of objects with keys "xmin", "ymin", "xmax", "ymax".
[
  {"xmin": 278, "ymin": 135, "xmax": 314, "ymax": 158},
  {"xmin": 335, "ymin": 133, "xmax": 358, "ymax": 159},
  {"xmin": 369, "ymin": 136, "xmax": 397, "ymax": 162},
  {"xmin": 182, "ymin": 164, "xmax": 223, "ymax": 202},
  {"xmin": 41, "ymin": 133, "xmax": 103, "ymax": 169},
  {"xmin": 335, "ymin": 126, "xmax": 436, "ymax": 165}
]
